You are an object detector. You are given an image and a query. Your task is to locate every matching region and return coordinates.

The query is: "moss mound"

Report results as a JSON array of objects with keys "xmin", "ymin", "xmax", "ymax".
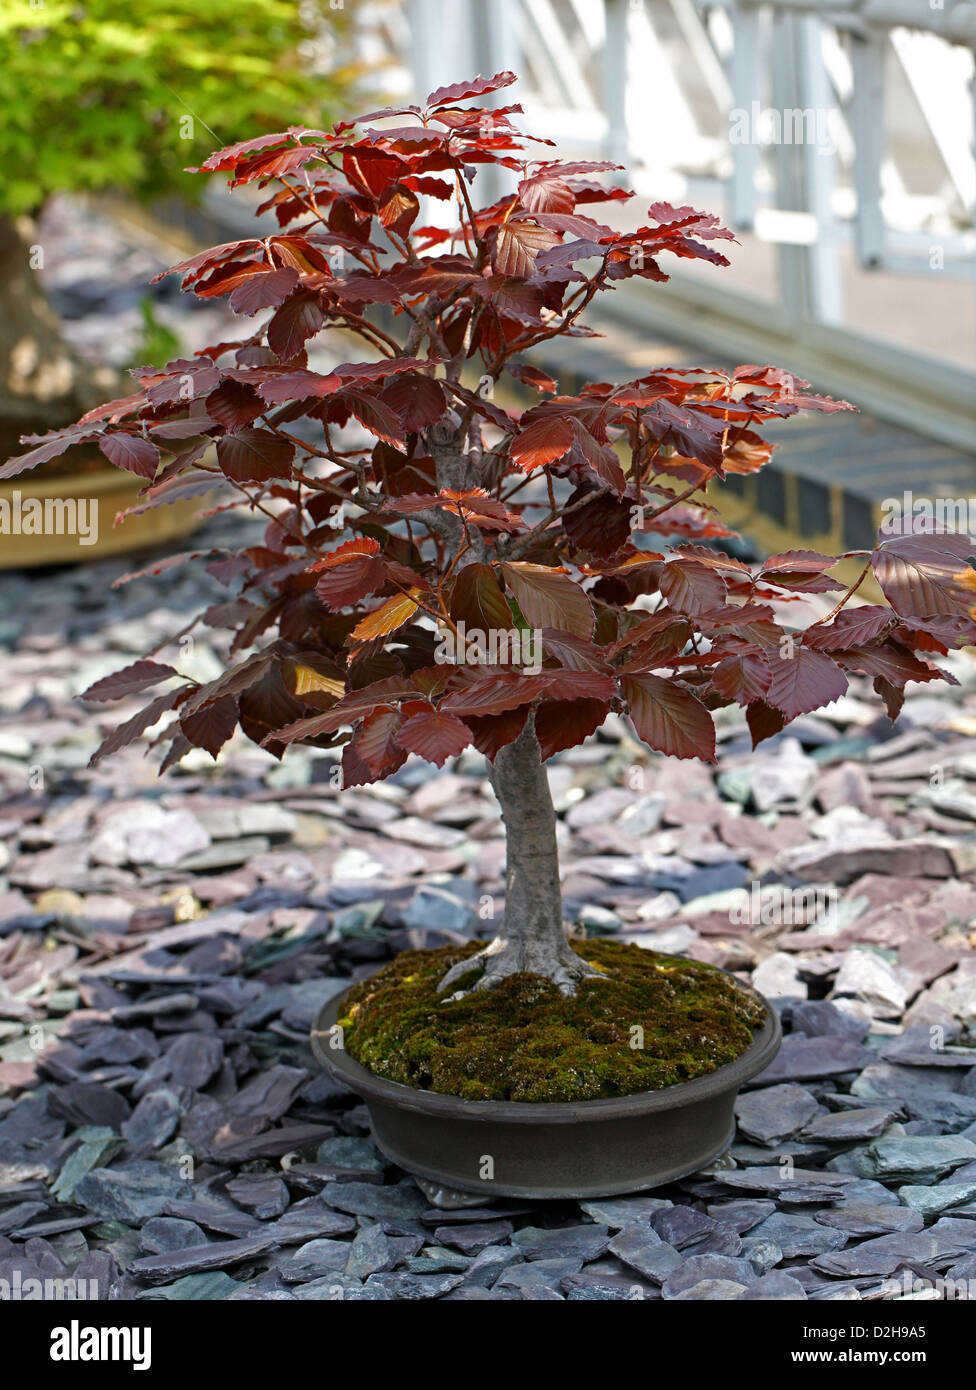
[{"xmin": 340, "ymin": 939, "xmax": 767, "ymax": 1103}]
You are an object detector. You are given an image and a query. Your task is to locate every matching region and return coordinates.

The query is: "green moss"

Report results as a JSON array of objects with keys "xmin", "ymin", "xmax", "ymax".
[{"xmin": 342, "ymin": 939, "xmax": 767, "ymax": 1103}]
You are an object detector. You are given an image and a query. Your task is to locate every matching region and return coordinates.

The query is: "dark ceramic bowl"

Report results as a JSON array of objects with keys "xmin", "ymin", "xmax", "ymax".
[{"xmin": 311, "ymin": 974, "xmax": 781, "ymax": 1200}]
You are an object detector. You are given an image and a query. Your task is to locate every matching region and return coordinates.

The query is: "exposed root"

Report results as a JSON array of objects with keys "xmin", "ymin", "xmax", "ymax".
[{"xmin": 436, "ymin": 934, "xmax": 605, "ymax": 999}]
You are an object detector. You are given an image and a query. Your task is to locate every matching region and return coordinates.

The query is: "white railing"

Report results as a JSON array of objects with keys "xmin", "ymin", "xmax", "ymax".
[{"xmin": 351, "ymin": 0, "xmax": 975, "ymax": 448}]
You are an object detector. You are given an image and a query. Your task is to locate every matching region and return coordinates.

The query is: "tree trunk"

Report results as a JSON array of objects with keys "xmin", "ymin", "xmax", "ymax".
[
  {"xmin": 0, "ymin": 213, "xmax": 112, "ymax": 464},
  {"xmin": 438, "ymin": 717, "xmax": 602, "ymax": 996}
]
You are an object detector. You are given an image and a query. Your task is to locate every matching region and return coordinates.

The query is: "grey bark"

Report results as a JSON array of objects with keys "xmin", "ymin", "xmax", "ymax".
[
  {"xmin": 422, "ymin": 417, "xmax": 487, "ymax": 565},
  {"xmin": 438, "ymin": 717, "xmax": 601, "ymax": 995}
]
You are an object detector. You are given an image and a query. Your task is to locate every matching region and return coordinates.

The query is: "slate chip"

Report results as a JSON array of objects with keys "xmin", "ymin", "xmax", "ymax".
[
  {"xmin": 510, "ymin": 1223, "xmax": 610, "ymax": 1263},
  {"xmin": 735, "ymin": 1083, "xmax": 820, "ymax": 1145},
  {"xmin": 435, "ymin": 1220, "xmax": 514, "ymax": 1254},
  {"xmin": 608, "ymin": 1224, "xmax": 683, "ymax": 1284},
  {"xmin": 74, "ymin": 1162, "xmax": 189, "ymax": 1225},
  {"xmin": 128, "ymin": 1231, "xmax": 279, "ymax": 1282}
]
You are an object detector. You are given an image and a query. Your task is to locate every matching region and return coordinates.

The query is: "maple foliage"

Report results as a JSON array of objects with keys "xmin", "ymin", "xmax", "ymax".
[{"xmin": 12, "ymin": 72, "xmax": 974, "ymax": 774}]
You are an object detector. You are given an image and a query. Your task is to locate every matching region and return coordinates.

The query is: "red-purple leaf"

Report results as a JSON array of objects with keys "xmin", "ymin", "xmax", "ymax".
[
  {"xmin": 354, "ymin": 706, "xmax": 407, "ymax": 778},
  {"xmin": 216, "ymin": 429, "xmax": 294, "ymax": 483},
  {"xmin": 501, "ymin": 562, "xmax": 593, "ymax": 639},
  {"xmin": 829, "ymin": 640, "xmax": 941, "ymax": 687},
  {"xmin": 746, "ymin": 700, "xmax": 787, "ymax": 749},
  {"xmin": 659, "ymin": 559, "xmax": 727, "ymax": 616},
  {"xmin": 180, "ymin": 695, "xmax": 239, "ymax": 759},
  {"xmin": 492, "ymin": 220, "xmax": 562, "ymax": 278},
  {"xmin": 1, "ymin": 428, "xmax": 98, "ymax": 480},
  {"xmin": 872, "ymin": 531, "xmax": 976, "ymax": 620},
  {"xmin": 803, "ymin": 606, "xmax": 894, "ymax": 650},
  {"xmin": 426, "ymin": 71, "xmax": 517, "ymax": 109},
  {"xmin": 230, "ymin": 266, "xmax": 300, "ymax": 315},
  {"xmin": 81, "ymin": 660, "xmax": 178, "ymax": 704},
  {"xmin": 99, "ymin": 433, "xmax": 160, "ymax": 479},
  {"xmin": 873, "ymin": 676, "xmax": 904, "ymax": 723},
  {"xmin": 510, "ymin": 416, "xmax": 574, "ymax": 471},
  {"xmin": 764, "ymin": 646, "xmax": 848, "ymax": 719},
  {"xmin": 463, "ymin": 707, "xmax": 529, "ymax": 759},
  {"xmin": 397, "ymin": 709, "xmax": 473, "ymax": 766},
  {"xmin": 620, "ymin": 674, "xmax": 716, "ymax": 761},
  {"xmin": 344, "ymin": 390, "xmax": 406, "ymax": 446},
  {"xmin": 711, "ymin": 652, "xmax": 771, "ymax": 704},
  {"xmin": 379, "ymin": 373, "xmax": 446, "ymax": 432},
  {"xmin": 447, "ymin": 564, "xmax": 511, "ymax": 632},
  {"xmin": 88, "ymin": 689, "xmax": 187, "ymax": 767},
  {"xmin": 314, "ymin": 539, "xmax": 387, "ymax": 610},
  {"xmin": 534, "ymin": 698, "xmax": 608, "ymax": 760},
  {"xmin": 206, "ymin": 381, "xmax": 265, "ymax": 432},
  {"xmin": 267, "ymin": 292, "xmax": 325, "ymax": 360},
  {"xmin": 269, "ymin": 677, "xmax": 418, "ymax": 745}
]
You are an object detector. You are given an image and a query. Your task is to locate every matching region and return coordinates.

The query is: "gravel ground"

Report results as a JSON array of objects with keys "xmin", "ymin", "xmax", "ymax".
[{"xmin": 1, "ymin": 200, "xmax": 975, "ymax": 1303}]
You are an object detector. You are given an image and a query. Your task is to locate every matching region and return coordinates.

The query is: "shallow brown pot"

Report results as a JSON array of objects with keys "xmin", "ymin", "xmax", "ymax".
[
  {"xmin": 311, "ymin": 975, "xmax": 781, "ymax": 1200},
  {"xmin": 0, "ymin": 459, "xmax": 211, "ymax": 569}
]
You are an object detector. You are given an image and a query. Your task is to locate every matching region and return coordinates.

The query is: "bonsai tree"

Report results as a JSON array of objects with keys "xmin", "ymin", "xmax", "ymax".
[
  {"xmin": 7, "ymin": 72, "xmax": 974, "ymax": 999},
  {"xmin": 0, "ymin": 0, "xmax": 352, "ymax": 458}
]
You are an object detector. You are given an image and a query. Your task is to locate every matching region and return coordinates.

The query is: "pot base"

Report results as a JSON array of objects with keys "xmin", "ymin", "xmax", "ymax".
[
  {"xmin": 366, "ymin": 1110, "xmax": 737, "ymax": 1200},
  {"xmin": 311, "ymin": 975, "xmax": 781, "ymax": 1200}
]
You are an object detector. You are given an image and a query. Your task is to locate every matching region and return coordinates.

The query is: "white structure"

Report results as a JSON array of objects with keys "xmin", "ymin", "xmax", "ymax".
[{"xmin": 353, "ymin": 0, "xmax": 976, "ymax": 449}]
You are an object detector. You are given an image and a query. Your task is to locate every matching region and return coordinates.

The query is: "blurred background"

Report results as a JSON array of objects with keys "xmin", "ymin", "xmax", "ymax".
[{"xmin": 1, "ymin": 0, "xmax": 973, "ymax": 564}]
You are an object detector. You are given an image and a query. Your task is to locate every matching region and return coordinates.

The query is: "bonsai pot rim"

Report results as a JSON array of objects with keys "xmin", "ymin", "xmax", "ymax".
[
  {"xmin": 310, "ymin": 968, "xmax": 781, "ymax": 1198},
  {"xmin": 310, "ymin": 972, "xmax": 780, "ymax": 1124}
]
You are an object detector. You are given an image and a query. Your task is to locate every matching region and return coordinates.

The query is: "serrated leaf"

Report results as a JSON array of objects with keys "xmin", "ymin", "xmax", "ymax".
[
  {"xmin": 88, "ymin": 689, "xmax": 187, "ymax": 767},
  {"xmin": 449, "ymin": 564, "xmax": 512, "ymax": 631},
  {"xmin": 1, "ymin": 428, "xmax": 97, "ymax": 480},
  {"xmin": 267, "ymin": 292, "xmax": 325, "ymax": 359},
  {"xmin": 534, "ymin": 698, "xmax": 608, "ymax": 760},
  {"xmin": 216, "ymin": 429, "xmax": 294, "ymax": 483},
  {"xmin": 314, "ymin": 538, "xmax": 388, "ymax": 611},
  {"xmin": 873, "ymin": 532, "xmax": 976, "ymax": 620},
  {"xmin": 268, "ymin": 676, "xmax": 417, "ymax": 746},
  {"xmin": 206, "ymin": 381, "xmax": 265, "ymax": 432},
  {"xmin": 356, "ymin": 706, "xmax": 407, "ymax": 777},
  {"xmin": 745, "ymin": 700, "xmax": 786, "ymax": 749},
  {"xmin": 350, "ymin": 590, "xmax": 421, "ymax": 643},
  {"xmin": 397, "ymin": 709, "xmax": 472, "ymax": 766},
  {"xmin": 830, "ymin": 639, "xmax": 940, "ymax": 687},
  {"xmin": 99, "ymin": 433, "xmax": 160, "ymax": 479},
  {"xmin": 426, "ymin": 71, "xmax": 517, "ymax": 108},
  {"xmin": 803, "ymin": 606, "xmax": 894, "ymax": 650},
  {"xmin": 501, "ymin": 562, "xmax": 593, "ymax": 639},
  {"xmin": 492, "ymin": 219, "xmax": 562, "ymax": 278},
  {"xmin": 711, "ymin": 652, "xmax": 771, "ymax": 704},
  {"xmin": 659, "ymin": 559, "xmax": 727, "ymax": 616},
  {"xmin": 510, "ymin": 416, "xmax": 574, "ymax": 471},
  {"xmin": 764, "ymin": 646, "xmax": 848, "ymax": 719},
  {"xmin": 463, "ymin": 707, "xmax": 529, "ymax": 759},
  {"xmin": 180, "ymin": 695, "xmax": 238, "ymax": 759},
  {"xmin": 230, "ymin": 266, "xmax": 300, "ymax": 315},
  {"xmin": 81, "ymin": 660, "xmax": 178, "ymax": 704},
  {"xmin": 620, "ymin": 673, "xmax": 715, "ymax": 761}
]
